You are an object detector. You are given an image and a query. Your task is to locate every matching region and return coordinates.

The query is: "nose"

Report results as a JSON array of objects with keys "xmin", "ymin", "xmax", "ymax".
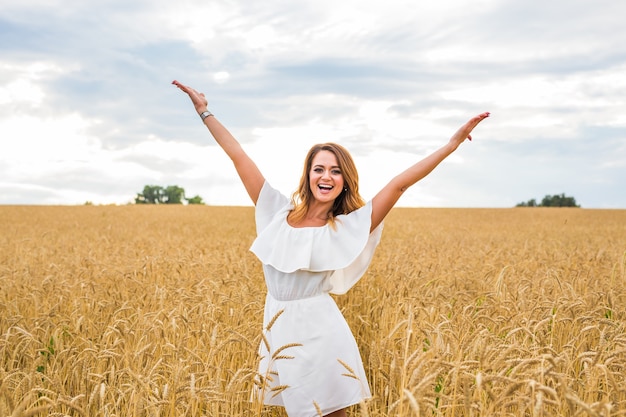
[{"xmin": 321, "ymin": 169, "xmax": 331, "ymax": 180}]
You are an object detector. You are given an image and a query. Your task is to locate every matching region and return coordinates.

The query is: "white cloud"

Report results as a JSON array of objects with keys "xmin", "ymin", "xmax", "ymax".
[
  {"xmin": 441, "ymin": 64, "xmax": 626, "ymax": 111},
  {"xmin": 213, "ymin": 71, "xmax": 231, "ymax": 84},
  {"xmin": 0, "ymin": 78, "xmax": 44, "ymax": 106},
  {"xmin": 0, "ymin": 110, "xmax": 219, "ymax": 204},
  {"xmin": 0, "ymin": 61, "xmax": 69, "ymax": 107},
  {"xmin": 0, "ymin": 0, "xmax": 624, "ymax": 207},
  {"xmin": 2, "ymin": 113, "xmax": 96, "ymax": 169}
]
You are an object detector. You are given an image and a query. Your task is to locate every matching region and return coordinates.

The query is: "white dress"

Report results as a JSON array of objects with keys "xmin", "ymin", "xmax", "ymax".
[{"xmin": 250, "ymin": 182, "xmax": 383, "ymax": 417}]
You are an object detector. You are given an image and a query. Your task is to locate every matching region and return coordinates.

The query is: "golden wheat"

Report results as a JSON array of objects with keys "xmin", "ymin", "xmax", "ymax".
[{"xmin": 1, "ymin": 205, "xmax": 625, "ymax": 416}]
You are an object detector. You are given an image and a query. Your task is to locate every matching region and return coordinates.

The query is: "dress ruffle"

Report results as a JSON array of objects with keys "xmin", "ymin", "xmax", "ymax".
[{"xmin": 250, "ymin": 182, "xmax": 383, "ymax": 295}]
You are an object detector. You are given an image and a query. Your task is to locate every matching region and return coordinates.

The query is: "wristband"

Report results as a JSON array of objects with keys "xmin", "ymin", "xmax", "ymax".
[{"xmin": 199, "ymin": 110, "xmax": 213, "ymax": 120}]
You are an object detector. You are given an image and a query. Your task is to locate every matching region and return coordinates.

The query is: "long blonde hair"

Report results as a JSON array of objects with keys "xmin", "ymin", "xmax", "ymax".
[{"xmin": 289, "ymin": 143, "xmax": 365, "ymax": 226}]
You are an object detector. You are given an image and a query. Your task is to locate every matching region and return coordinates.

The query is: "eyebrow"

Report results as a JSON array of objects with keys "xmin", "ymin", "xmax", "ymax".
[{"xmin": 313, "ymin": 164, "xmax": 341, "ymax": 169}]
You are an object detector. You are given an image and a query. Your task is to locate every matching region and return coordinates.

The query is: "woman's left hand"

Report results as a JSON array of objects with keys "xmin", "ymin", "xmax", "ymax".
[{"xmin": 449, "ymin": 112, "xmax": 490, "ymax": 147}]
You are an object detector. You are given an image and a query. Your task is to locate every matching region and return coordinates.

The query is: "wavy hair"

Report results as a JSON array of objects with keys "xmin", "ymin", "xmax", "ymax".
[{"xmin": 289, "ymin": 143, "xmax": 365, "ymax": 227}]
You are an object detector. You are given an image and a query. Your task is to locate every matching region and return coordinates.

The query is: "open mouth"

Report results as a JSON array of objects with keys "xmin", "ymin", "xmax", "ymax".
[{"xmin": 318, "ymin": 184, "xmax": 333, "ymax": 192}]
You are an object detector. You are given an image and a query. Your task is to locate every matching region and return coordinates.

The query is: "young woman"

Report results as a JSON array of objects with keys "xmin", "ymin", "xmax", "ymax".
[{"xmin": 172, "ymin": 80, "xmax": 489, "ymax": 417}]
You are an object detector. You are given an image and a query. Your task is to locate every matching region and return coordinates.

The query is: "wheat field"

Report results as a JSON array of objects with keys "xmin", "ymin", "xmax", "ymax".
[{"xmin": 1, "ymin": 205, "xmax": 625, "ymax": 416}]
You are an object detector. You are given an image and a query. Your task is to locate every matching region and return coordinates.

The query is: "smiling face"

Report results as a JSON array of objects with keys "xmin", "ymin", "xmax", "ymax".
[
  {"xmin": 309, "ymin": 150, "xmax": 345, "ymax": 204},
  {"xmin": 291, "ymin": 143, "xmax": 365, "ymax": 223}
]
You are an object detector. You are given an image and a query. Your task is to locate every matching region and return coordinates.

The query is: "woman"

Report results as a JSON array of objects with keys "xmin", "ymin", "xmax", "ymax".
[{"xmin": 172, "ymin": 80, "xmax": 489, "ymax": 417}]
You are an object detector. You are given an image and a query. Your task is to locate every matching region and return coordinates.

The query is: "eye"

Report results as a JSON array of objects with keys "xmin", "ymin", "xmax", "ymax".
[
  {"xmin": 331, "ymin": 169, "xmax": 342, "ymax": 175},
  {"xmin": 313, "ymin": 167, "xmax": 323, "ymax": 173}
]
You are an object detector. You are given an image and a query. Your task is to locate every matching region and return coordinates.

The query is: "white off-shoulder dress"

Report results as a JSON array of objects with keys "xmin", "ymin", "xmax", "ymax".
[{"xmin": 250, "ymin": 182, "xmax": 383, "ymax": 417}]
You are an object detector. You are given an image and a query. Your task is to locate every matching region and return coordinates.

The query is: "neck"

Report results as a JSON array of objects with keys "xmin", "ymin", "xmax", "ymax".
[{"xmin": 306, "ymin": 201, "xmax": 334, "ymax": 221}]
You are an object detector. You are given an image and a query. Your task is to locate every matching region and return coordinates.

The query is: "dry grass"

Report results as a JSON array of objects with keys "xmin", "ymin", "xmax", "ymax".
[{"xmin": 1, "ymin": 205, "xmax": 625, "ymax": 416}]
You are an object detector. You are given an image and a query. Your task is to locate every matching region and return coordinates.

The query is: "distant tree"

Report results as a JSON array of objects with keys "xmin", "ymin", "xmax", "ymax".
[
  {"xmin": 516, "ymin": 198, "xmax": 537, "ymax": 207},
  {"xmin": 135, "ymin": 185, "xmax": 165, "ymax": 204},
  {"xmin": 186, "ymin": 195, "xmax": 205, "ymax": 205},
  {"xmin": 516, "ymin": 193, "xmax": 580, "ymax": 207},
  {"xmin": 164, "ymin": 185, "xmax": 185, "ymax": 204},
  {"xmin": 541, "ymin": 193, "xmax": 579, "ymax": 207},
  {"xmin": 135, "ymin": 185, "xmax": 204, "ymax": 205}
]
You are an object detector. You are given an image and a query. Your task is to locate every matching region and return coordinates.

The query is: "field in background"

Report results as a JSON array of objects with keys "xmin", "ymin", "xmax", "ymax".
[{"xmin": 1, "ymin": 205, "xmax": 625, "ymax": 416}]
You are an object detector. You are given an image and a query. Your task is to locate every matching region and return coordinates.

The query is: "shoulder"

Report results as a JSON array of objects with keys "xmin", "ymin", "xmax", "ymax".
[
  {"xmin": 255, "ymin": 181, "xmax": 291, "ymax": 234},
  {"xmin": 257, "ymin": 182, "xmax": 289, "ymax": 206},
  {"xmin": 334, "ymin": 200, "xmax": 375, "ymax": 232}
]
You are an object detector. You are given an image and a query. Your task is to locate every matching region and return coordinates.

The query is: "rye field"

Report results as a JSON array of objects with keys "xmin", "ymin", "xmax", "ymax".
[{"xmin": 1, "ymin": 205, "xmax": 625, "ymax": 417}]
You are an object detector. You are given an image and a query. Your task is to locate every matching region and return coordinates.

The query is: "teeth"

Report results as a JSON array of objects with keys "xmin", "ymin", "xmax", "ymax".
[{"xmin": 319, "ymin": 184, "xmax": 333, "ymax": 189}]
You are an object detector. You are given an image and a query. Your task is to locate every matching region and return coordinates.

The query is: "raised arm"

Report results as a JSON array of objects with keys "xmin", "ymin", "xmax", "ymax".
[
  {"xmin": 172, "ymin": 80, "xmax": 265, "ymax": 204},
  {"xmin": 370, "ymin": 112, "xmax": 490, "ymax": 231}
]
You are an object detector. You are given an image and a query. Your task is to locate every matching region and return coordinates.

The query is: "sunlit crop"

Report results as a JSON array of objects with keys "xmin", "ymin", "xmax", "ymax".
[{"xmin": 1, "ymin": 205, "xmax": 625, "ymax": 416}]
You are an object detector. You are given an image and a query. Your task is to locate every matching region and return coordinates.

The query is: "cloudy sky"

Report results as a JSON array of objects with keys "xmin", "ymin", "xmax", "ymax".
[{"xmin": 1, "ymin": 0, "xmax": 625, "ymax": 208}]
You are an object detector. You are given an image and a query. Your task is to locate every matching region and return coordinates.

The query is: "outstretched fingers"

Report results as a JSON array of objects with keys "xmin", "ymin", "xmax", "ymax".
[
  {"xmin": 467, "ymin": 112, "xmax": 490, "ymax": 131},
  {"xmin": 172, "ymin": 80, "xmax": 208, "ymax": 112},
  {"xmin": 172, "ymin": 79, "xmax": 192, "ymax": 94},
  {"xmin": 456, "ymin": 112, "xmax": 490, "ymax": 143}
]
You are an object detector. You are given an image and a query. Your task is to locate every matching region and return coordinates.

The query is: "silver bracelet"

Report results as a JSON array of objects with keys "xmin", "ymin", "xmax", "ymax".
[{"xmin": 199, "ymin": 110, "xmax": 213, "ymax": 120}]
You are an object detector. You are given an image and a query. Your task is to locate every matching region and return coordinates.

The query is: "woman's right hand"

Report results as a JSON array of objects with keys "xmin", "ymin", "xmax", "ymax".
[
  {"xmin": 172, "ymin": 80, "xmax": 209, "ymax": 114},
  {"xmin": 172, "ymin": 79, "xmax": 265, "ymax": 204}
]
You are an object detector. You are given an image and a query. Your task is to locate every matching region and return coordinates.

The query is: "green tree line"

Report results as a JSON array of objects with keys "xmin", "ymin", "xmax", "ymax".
[
  {"xmin": 516, "ymin": 193, "xmax": 580, "ymax": 207},
  {"xmin": 135, "ymin": 185, "xmax": 204, "ymax": 205}
]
